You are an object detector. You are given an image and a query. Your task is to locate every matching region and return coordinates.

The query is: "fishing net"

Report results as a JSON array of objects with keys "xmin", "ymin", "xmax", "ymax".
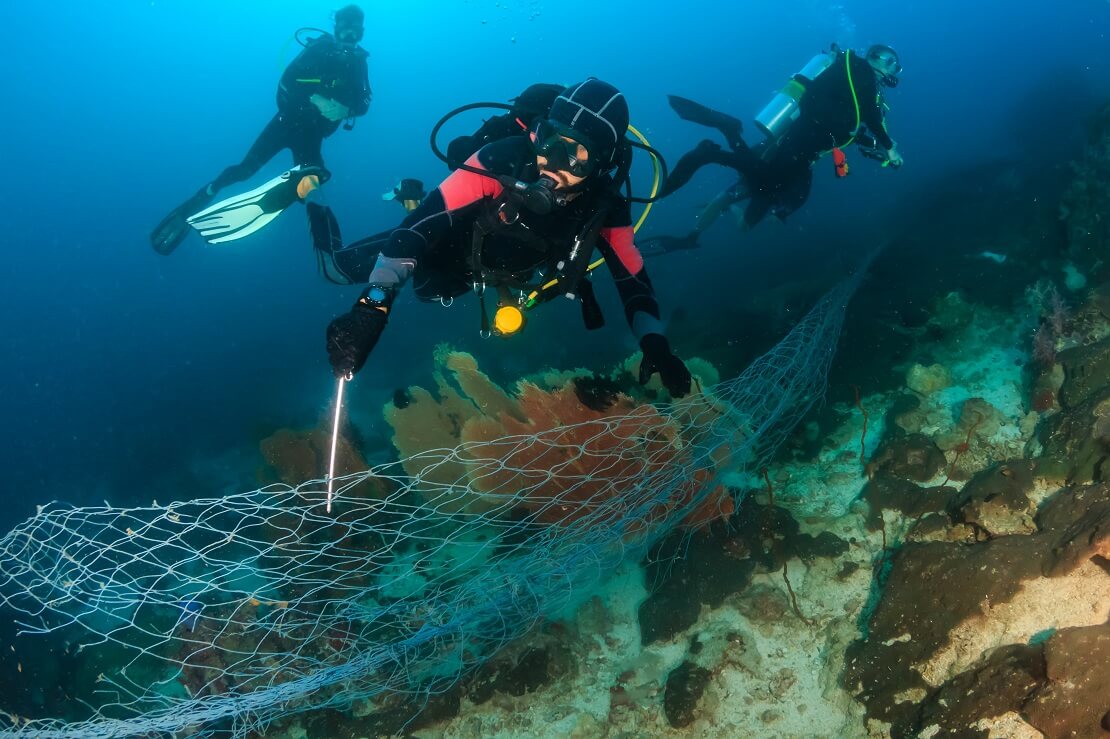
[{"xmin": 0, "ymin": 264, "xmax": 866, "ymax": 738}]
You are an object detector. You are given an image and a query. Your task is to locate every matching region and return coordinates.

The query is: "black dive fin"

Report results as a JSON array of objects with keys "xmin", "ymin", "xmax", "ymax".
[
  {"xmin": 667, "ymin": 95, "xmax": 744, "ymax": 140},
  {"xmin": 150, "ymin": 188, "xmax": 213, "ymax": 256},
  {"xmin": 150, "ymin": 209, "xmax": 191, "ymax": 256},
  {"xmin": 639, "ymin": 233, "xmax": 701, "ymax": 258}
]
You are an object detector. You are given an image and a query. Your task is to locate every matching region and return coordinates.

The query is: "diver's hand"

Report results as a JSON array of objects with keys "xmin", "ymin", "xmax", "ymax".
[
  {"xmin": 884, "ymin": 147, "xmax": 904, "ymax": 169},
  {"xmin": 311, "ymin": 94, "xmax": 350, "ymax": 122},
  {"xmin": 638, "ymin": 334, "xmax": 692, "ymax": 398},
  {"xmin": 326, "ymin": 296, "xmax": 388, "ymax": 378}
]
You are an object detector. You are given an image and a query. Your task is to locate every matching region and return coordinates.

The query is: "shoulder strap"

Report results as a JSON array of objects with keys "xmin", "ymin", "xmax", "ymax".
[{"xmin": 555, "ymin": 205, "xmax": 610, "ymax": 300}]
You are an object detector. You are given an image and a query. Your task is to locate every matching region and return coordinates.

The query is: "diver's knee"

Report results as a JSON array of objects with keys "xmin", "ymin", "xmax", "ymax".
[
  {"xmin": 695, "ymin": 138, "xmax": 722, "ymax": 155},
  {"xmin": 214, "ymin": 163, "xmax": 253, "ymax": 190}
]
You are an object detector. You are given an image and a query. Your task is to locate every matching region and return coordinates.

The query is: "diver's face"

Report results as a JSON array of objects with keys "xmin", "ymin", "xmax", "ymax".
[
  {"xmin": 868, "ymin": 53, "xmax": 901, "ymax": 85},
  {"xmin": 536, "ymin": 136, "xmax": 590, "ymax": 190},
  {"xmin": 336, "ymin": 24, "xmax": 363, "ymax": 44}
]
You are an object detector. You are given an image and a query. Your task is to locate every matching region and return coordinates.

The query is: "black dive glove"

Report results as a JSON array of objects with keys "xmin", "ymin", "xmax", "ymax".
[
  {"xmin": 326, "ymin": 288, "xmax": 390, "ymax": 378},
  {"xmin": 638, "ymin": 334, "xmax": 692, "ymax": 398}
]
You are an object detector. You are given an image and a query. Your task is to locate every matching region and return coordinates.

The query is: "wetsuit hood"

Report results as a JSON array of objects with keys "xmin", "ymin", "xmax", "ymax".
[
  {"xmin": 866, "ymin": 44, "xmax": 901, "ymax": 87},
  {"xmin": 334, "ymin": 4, "xmax": 365, "ymax": 43},
  {"xmin": 545, "ymin": 78, "xmax": 629, "ymax": 173}
]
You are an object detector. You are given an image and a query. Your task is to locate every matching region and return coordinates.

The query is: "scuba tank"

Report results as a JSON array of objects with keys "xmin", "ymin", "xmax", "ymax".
[{"xmin": 754, "ymin": 51, "xmax": 836, "ymax": 140}]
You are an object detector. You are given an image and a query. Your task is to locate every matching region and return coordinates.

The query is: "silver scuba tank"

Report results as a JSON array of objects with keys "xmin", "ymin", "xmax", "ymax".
[{"xmin": 754, "ymin": 51, "xmax": 836, "ymax": 139}]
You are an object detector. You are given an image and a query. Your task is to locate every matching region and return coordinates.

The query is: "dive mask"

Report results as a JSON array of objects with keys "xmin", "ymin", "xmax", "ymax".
[
  {"xmin": 867, "ymin": 46, "xmax": 902, "ymax": 88},
  {"xmin": 532, "ymin": 119, "xmax": 597, "ymax": 179},
  {"xmin": 336, "ymin": 24, "xmax": 363, "ymax": 44}
]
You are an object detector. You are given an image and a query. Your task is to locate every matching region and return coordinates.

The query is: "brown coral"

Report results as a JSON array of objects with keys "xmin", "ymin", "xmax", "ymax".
[
  {"xmin": 259, "ymin": 427, "xmax": 367, "ymax": 487},
  {"xmin": 383, "ymin": 347, "xmax": 732, "ymax": 528},
  {"xmin": 462, "ymin": 381, "xmax": 728, "ymax": 529}
]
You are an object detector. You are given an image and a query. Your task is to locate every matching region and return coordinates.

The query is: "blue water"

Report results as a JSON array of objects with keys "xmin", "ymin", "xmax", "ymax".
[{"xmin": 0, "ymin": 0, "xmax": 1106, "ymax": 529}]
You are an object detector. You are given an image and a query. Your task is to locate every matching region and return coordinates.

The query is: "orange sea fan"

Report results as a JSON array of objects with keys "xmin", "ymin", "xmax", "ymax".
[
  {"xmin": 461, "ymin": 382, "xmax": 732, "ymax": 532},
  {"xmin": 384, "ymin": 349, "xmax": 735, "ymax": 529}
]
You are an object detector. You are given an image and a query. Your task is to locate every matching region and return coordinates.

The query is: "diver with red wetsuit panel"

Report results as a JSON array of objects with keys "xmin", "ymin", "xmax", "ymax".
[
  {"xmin": 323, "ymin": 79, "xmax": 692, "ymax": 398},
  {"xmin": 308, "ymin": 83, "xmax": 564, "ymax": 283}
]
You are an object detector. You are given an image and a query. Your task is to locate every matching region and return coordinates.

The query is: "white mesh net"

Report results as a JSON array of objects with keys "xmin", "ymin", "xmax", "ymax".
[{"xmin": 0, "ymin": 265, "xmax": 866, "ymax": 737}]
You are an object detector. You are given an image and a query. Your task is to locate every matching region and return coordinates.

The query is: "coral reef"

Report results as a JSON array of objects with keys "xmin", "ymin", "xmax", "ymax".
[
  {"xmin": 405, "ymin": 509, "xmax": 876, "ymax": 739},
  {"xmin": 379, "ymin": 274, "xmax": 1110, "ymax": 739},
  {"xmin": 845, "ymin": 482, "xmax": 1110, "ymax": 737},
  {"xmin": 349, "ymin": 116, "xmax": 1110, "ymax": 739},
  {"xmin": 838, "ymin": 272, "xmax": 1110, "ymax": 733},
  {"xmin": 285, "ymin": 259, "xmax": 1103, "ymax": 739},
  {"xmin": 919, "ymin": 622, "xmax": 1110, "ymax": 739},
  {"xmin": 638, "ymin": 499, "xmax": 848, "ymax": 646},
  {"xmin": 663, "ymin": 661, "xmax": 712, "ymax": 728},
  {"xmin": 840, "ymin": 269, "xmax": 1110, "ymax": 737},
  {"xmin": 865, "ymin": 432, "xmax": 947, "ymax": 483},
  {"xmin": 1036, "ymin": 385, "xmax": 1110, "ymax": 485},
  {"xmin": 258, "ymin": 426, "xmax": 368, "ymax": 487},
  {"xmin": 906, "ymin": 362, "xmax": 952, "ymax": 395},
  {"xmin": 887, "ymin": 303, "xmax": 1038, "ymax": 485},
  {"xmin": 380, "ymin": 347, "xmax": 508, "ymax": 505},
  {"xmin": 1058, "ymin": 336, "xmax": 1110, "ymax": 409},
  {"xmin": 383, "ymin": 346, "xmax": 733, "ymax": 526},
  {"xmin": 862, "ymin": 474, "xmax": 955, "ymax": 535},
  {"xmin": 948, "ymin": 459, "xmax": 1038, "ymax": 537}
]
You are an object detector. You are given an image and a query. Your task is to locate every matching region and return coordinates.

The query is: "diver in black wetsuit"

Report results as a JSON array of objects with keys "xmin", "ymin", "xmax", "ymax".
[
  {"xmin": 323, "ymin": 79, "xmax": 693, "ymax": 398},
  {"xmin": 310, "ymin": 82, "xmax": 564, "ymax": 284},
  {"xmin": 150, "ymin": 5, "xmax": 372, "ymax": 256},
  {"xmin": 644, "ymin": 44, "xmax": 903, "ymax": 254}
]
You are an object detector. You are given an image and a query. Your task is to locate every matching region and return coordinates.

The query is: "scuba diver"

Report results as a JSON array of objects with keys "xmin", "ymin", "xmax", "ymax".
[
  {"xmin": 323, "ymin": 78, "xmax": 693, "ymax": 398},
  {"xmin": 149, "ymin": 4, "xmax": 372, "ymax": 255},
  {"xmin": 380, "ymin": 178, "xmax": 428, "ymax": 213},
  {"xmin": 309, "ymin": 82, "xmax": 563, "ymax": 283},
  {"xmin": 643, "ymin": 43, "xmax": 903, "ymax": 254}
]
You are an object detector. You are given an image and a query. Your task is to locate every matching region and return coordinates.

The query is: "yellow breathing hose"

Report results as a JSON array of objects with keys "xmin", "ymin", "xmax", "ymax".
[
  {"xmin": 628, "ymin": 124, "xmax": 661, "ymax": 233},
  {"xmin": 825, "ymin": 50, "xmax": 861, "ymax": 154}
]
